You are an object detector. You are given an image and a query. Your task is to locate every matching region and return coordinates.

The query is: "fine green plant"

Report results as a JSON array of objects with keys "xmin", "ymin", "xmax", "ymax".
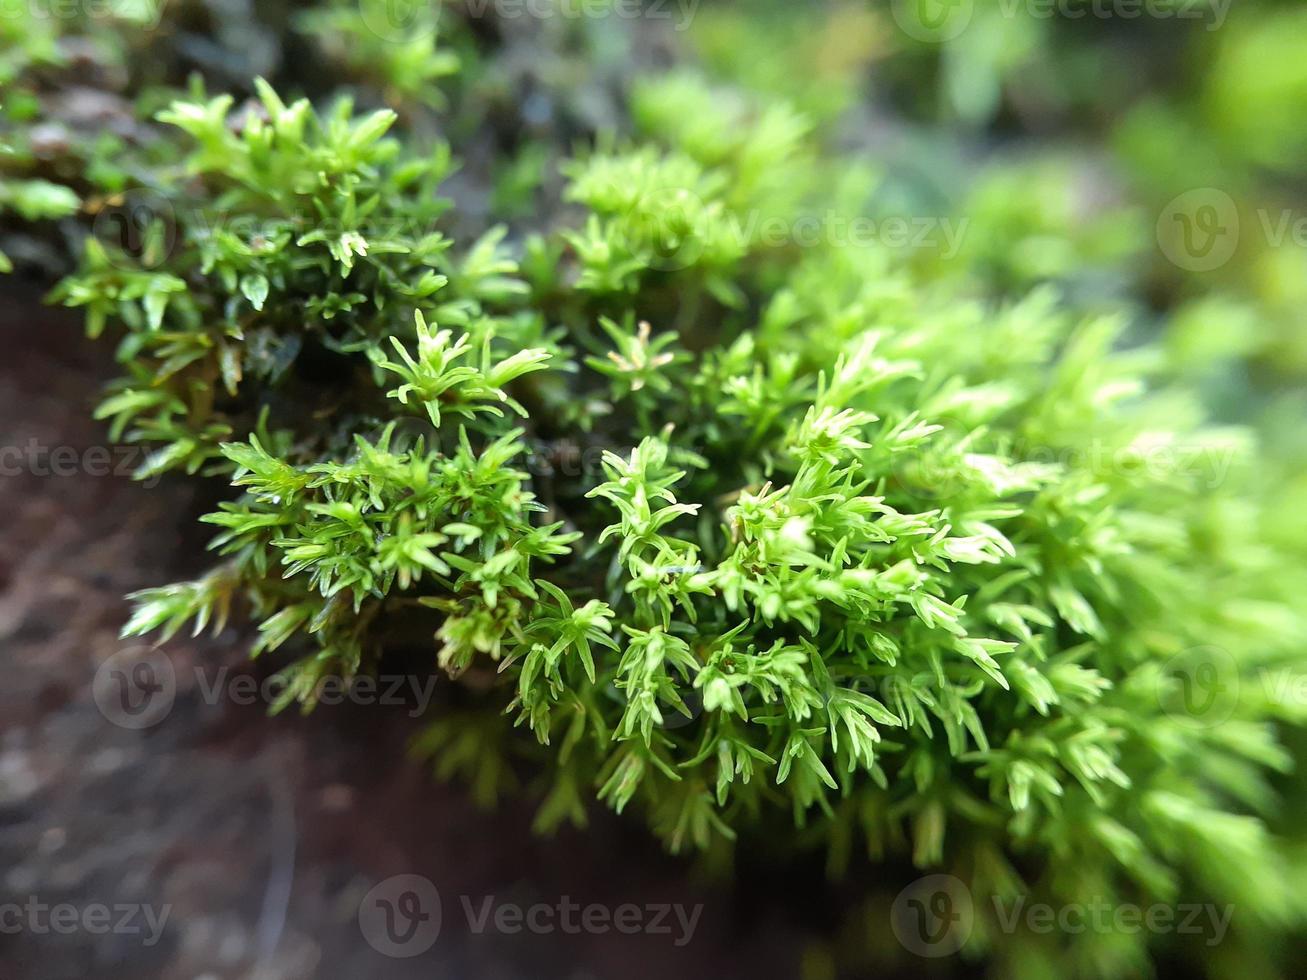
[{"xmin": 6, "ymin": 3, "xmax": 1307, "ymax": 977}]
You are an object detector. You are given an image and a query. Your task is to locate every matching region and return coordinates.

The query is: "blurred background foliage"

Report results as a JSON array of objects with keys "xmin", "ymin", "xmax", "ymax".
[{"xmin": 10, "ymin": 0, "xmax": 1303, "ymax": 382}]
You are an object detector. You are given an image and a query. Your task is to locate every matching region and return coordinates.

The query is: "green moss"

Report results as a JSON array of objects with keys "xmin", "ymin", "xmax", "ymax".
[{"xmin": 4, "ymin": 3, "xmax": 1306, "ymax": 976}]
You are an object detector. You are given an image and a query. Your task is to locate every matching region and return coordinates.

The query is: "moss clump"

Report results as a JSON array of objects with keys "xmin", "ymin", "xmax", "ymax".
[{"xmin": 6, "ymin": 3, "xmax": 1307, "ymax": 977}]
